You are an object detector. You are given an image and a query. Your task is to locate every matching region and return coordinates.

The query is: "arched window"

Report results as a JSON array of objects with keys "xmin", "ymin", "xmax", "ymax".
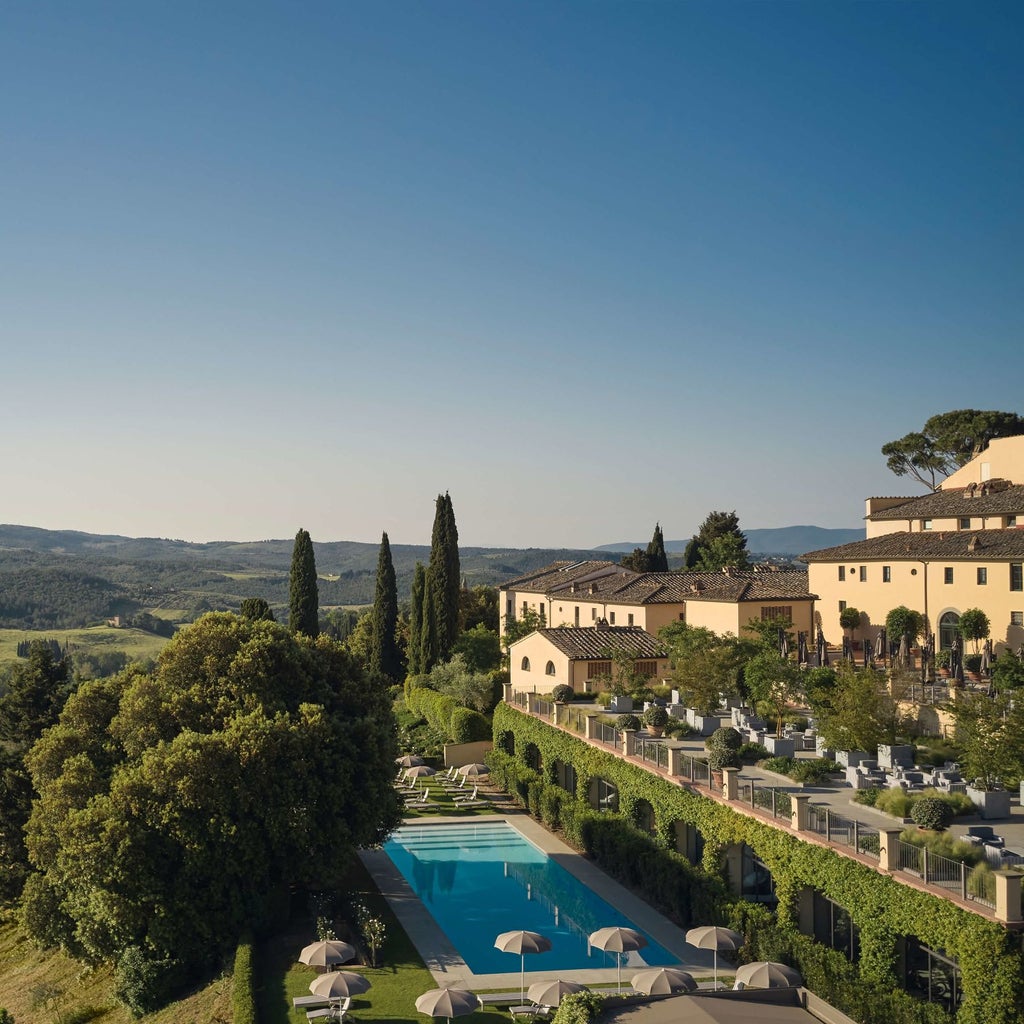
[
  {"xmin": 632, "ymin": 799, "xmax": 656, "ymax": 836},
  {"xmin": 939, "ymin": 611, "xmax": 960, "ymax": 651},
  {"xmin": 588, "ymin": 777, "xmax": 619, "ymax": 813},
  {"xmin": 545, "ymin": 661, "xmax": 556, "ymax": 676},
  {"xmin": 521, "ymin": 656, "xmax": 531, "ymax": 671},
  {"xmin": 524, "ymin": 743, "xmax": 542, "ymax": 772}
]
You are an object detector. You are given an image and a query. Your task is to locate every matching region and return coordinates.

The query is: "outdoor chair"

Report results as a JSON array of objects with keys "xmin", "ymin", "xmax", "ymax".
[
  {"xmin": 967, "ymin": 826, "xmax": 1004, "ymax": 847},
  {"xmin": 404, "ymin": 789, "xmax": 437, "ymax": 810},
  {"xmin": 509, "ymin": 1004, "xmax": 552, "ymax": 1019},
  {"xmin": 453, "ymin": 786, "xmax": 479, "ymax": 804}
]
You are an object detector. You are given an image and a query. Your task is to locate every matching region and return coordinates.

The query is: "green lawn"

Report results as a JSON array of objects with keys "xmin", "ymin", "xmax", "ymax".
[
  {"xmin": 256, "ymin": 854, "xmax": 508, "ymax": 1024},
  {"xmin": 0, "ymin": 626, "xmax": 170, "ymax": 665}
]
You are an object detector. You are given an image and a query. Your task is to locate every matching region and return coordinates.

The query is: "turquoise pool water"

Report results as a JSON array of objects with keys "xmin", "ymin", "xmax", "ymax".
[{"xmin": 382, "ymin": 821, "xmax": 676, "ymax": 975}]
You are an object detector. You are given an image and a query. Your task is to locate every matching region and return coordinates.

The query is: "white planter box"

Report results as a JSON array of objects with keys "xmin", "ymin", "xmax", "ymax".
[{"xmin": 967, "ymin": 787, "xmax": 1011, "ymax": 820}]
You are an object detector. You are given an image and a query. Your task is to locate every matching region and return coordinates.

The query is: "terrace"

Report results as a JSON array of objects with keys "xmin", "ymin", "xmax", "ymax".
[{"xmin": 504, "ymin": 691, "xmax": 1024, "ymax": 927}]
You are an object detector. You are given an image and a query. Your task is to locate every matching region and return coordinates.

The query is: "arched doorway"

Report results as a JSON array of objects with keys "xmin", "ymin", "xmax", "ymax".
[{"xmin": 938, "ymin": 611, "xmax": 960, "ymax": 651}]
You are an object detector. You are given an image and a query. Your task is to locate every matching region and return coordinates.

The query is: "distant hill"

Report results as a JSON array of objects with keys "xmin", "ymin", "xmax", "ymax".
[
  {"xmin": 0, "ymin": 524, "xmax": 617, "ymax": 629},
  {"xmin": 596, "ymin": 525, "xmax": 864, "ymax": 557}
]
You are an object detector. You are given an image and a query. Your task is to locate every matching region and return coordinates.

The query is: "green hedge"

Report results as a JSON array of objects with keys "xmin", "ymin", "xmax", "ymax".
[
  {"xmin": 492, "ymin": 704, "xmax": 1024, "ymax": 1024},
  {"xmin": 232, "ymin": 936, "xmax": 257, "ymax": 1024},
  {"xmin": 406, "ymin": 686, "xmax": 489, "ymax": 742}
]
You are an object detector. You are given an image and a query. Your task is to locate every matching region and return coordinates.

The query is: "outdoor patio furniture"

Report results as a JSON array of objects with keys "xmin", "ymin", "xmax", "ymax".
[
  {"xmin": 294, "ymin": 995, "xmax": 332, "ymax": 1010},
  {"xmin": 509, "ymin": 1004, "xmax": 552, "ymax": 1019},
  {"xmin": 967, "ymin": 826, "xmax": 1004, "ymax": 847},
  {"xmin": 453, "ymin": 786, "xmax": 480, "ymax": 804}
]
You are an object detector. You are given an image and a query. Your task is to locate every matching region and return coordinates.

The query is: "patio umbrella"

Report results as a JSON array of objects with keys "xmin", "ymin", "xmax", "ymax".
[
  {"xmin": 298, "ymin": 939, "xmax": 356, "ymax": 968},
  {"xmin": 685, "ymin": 926, "xmax": 743, "ymax": 989},
  {"xmin": 405, "ymin": 765, "xmax": 437, "ymax": 780},
  {"xmin": 734, "ymin": 961, "xmax": 802, "ymax": 989},
  {"xmin": 816, "ymin": 629, "xmax": 828, "ymax": 667},
  {"xmin": 309, "ymin": 970, "xmax": 371, "ymax": 1000},
  {"xmin": 527, "ymin": 980, "xmax": 588, "ymax": 1007},
  {"xmin": 630, "ymin": 967, "xmax": 697, "ymax": 995},
  {"xmin": 415, "ymin": 987, "xmax": 481, "ymax": 1024},
  {"xmin": 457, "ymin": 763, "xmax": 489, "ymax": 777},
  {"xmin": 494, "ymin": 930, "xmax": 552, "ymax": 1003},
  {"xmin": 396, "ymin": 754, "xmax": 425, "ymax": 768},
  {"xmin": 588, "ymin": 926, "xmax": 647, "ymax": 994}
]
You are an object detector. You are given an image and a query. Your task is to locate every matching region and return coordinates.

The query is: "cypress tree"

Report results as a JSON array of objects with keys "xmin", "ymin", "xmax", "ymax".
[
  {"xmin": 428, "ymin": 492, "xmax": 461, "ymax": 663},
  {"xmin": 288, "ymin": 528, "xmax": 319, "ymax": 636},
  {"xmin": 369, "ymin": 531, "xmax": 402, "ymax": 683},
  {"xmin": 420, "ymin": 569, "xmax": 438, "ymax": 673},
  {"xmin": 408, "ymin": 562, "xmax": 425, "ymax": 675},
  {"xmin": 646, "ymin": 522, "xmax": 669, "ymax": 572}
]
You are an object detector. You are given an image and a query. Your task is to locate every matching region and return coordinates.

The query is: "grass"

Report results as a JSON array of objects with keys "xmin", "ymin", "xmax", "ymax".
[
  {"xmin": 0, "ymin": 627, "xmax": 170, "ymax": 665},
  {"xmin": 398, "ymin": 777, "xmax": 505, "ymax": 817},
  {"xmin": 256, "ymin": 855, "xmax": 508, "ymax": 1024},
  {"xmin": 0, "ymin": 917, "xmax": 232, "ymax": 1024}
]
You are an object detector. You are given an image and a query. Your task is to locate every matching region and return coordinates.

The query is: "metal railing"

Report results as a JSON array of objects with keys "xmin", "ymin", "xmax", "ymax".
[
  {"xmin": 894, "ymin": 839, "xmax": 996, "ymax": 908},
  {"xmin": 738, "ymin": 781, "xmax": 793, "ymax": 823},
  {"xmin": 531, "ymin": 696, "xmax": 553, "ymax": 717},
  {"xmin": 636, "ymin": 737, "xmax": 669, "ymax": 770},
  {"xmin": 593, "ymin": 722, "xmax": 621, "ymax": 749},
  {"xmin": 806, "ymin": 806, "xmax": 881, "ymax": 861}
]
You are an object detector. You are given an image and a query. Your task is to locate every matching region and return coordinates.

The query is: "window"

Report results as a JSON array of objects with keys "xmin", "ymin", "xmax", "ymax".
[
  {"xmin": 635, "ymin": 660, "xmax": 657, "ymax": 678},
  {"xmin": 545, "ymin": 661, "xmax": 555, "ymax": 676},
  {"xmin": 522, "ymin": 601, "xmax": 528, "ymax": 616},
  {"xmin": 838, "ymin": 566, "xmax": 846, "ymax": 581},
  {"xmin": 901, "ymin": 938, "xmax": 961, "ymax": 1015},
  {"xmin": 812, "ymin": 893, "xmax": 860, "ymax": 963},
  {"xmin": 977, "ymin": 568, "xmax": 987, "ymax": 585},
  {"xmin": 574, "ymin": 606, "xmax": 580, "ymax": 626},
  {"xmin": 632, "ymin": 799, "xmax": 656, "ymax": 836},
  {"xmin": 859, "ymin": 566, "xmax": 867, "ymax": 582},
  {"xmin": 520, "ymin": 657, "xmax": 531, "ymax": 671},
  {"xmin": 1012, "ymin": 612, "xmax": 1024, "ymax": 627},
  {"xmin": 944, "ymin": 567, "xmax": 954, "ymax": 584},
  {"xmin": 760, "ymin": 606, "xmax": 793, "ymax": 621},
  {"xmin": 627, "ymin": 613, "xmax": 634, "ymax": 626},
  {"xmin": 587, "ymin": 661, "xmax": 612, "ymax": 680},
  {"xmin": 1012, "ymin": 564, "xmax": 1023, "ymax": 592},
  {"xmin": 1007, "ymin": 516, "xmax": 1018, "ymax": 528},
  {"xmin": 839, "ymin": 600, "xmax": 847, "ymax": 613},
  {"xmin": 506, "ymin": 598, "xmax": 513, "ymax": 616},
  {"xmin": 591, "ymin": 607, "xmax": 597, "ymax": 621},
  {"xmin": 939, "ymin": 611, "xmax": 960, "ymax": 651},
  {"xmin": 609, "ymin": 612, "xmax": 616, "ymax": 624},
  {"xmin": 882, "ymin": 566, "xmax": 892, "ymax": 583},
  {"xmin": 922, "ymin": 519, "xmax": 933, "ymax": 531},
  {"xmin": 959, "ymin": 517, "xmax": 971, "ymax": 530},
  {"xmin": 553, "ymin": 760, "xmax": 577, "ymax": 797},
  {"xmin": 588, "ymin": 777, "xmax": 619, "ymax": 813},
  {"xmin": 539, "ymin": 603, "xmax": 545, "ymax": 622},
  {"xmin": 740, "ymin": 845, "xmax": 776, "ymax": 904}
]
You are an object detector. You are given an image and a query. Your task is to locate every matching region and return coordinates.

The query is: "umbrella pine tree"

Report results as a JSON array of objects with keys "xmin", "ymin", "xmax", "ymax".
[{"xmin": 289, "ymin": 528, "xmax": 320, "ymax": 636}]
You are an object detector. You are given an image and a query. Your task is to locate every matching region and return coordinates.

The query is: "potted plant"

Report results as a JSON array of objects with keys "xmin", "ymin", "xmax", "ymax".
[
  {"xmin": 935, "ymin": 649, "xmax": 951, "ymax": 678},
  {"xmin": 964, "ymin": 653, "xmax": 983, "ymax": 682},
  {"xmin": 911, "ymin": 797, "xmax": 954, "ymax": 832},
  {"xmin": 642, "ymin": 704, "xmax": 669, "ymax": 737},
  {"xmin": 616, "ymin": 713, "xmax": 642, "ymax": 732}
]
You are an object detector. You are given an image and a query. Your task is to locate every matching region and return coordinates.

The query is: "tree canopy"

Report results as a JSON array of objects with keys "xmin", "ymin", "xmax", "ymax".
[
  {"xmin": 684, "ymin": 511, "xmax": 750, "ymax": 572},
  {"xmin": 620, "ymin": 523, "xmax": 669, "ymax": 573},
  {"xmin": 369, "ymin": 531, "xmax": 403, "ymax": 684},
  {"xmin": 423, "ymin": 493, "xmax": 461, "ymax": 670},
  {"xmin": 20, "ymin": 613, "xmax": 401, "ymax": 987},
  {"xmin": 880, "ymin": 409, "xmax": 1024, "ymax": 490}
]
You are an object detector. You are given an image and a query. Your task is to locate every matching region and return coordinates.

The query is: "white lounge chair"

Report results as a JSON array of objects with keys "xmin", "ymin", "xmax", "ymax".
[{"xmin": 452, "ymin": 786, "xmax": 479, "ymax": 804}]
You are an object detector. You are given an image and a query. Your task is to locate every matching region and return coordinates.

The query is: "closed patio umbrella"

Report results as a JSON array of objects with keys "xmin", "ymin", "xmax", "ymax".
[
  {"xmin": 298, "ymin": 939, "xmax": 356, "ymax": 969},
  {"xmin": 527, "ymin": 979, "xmax": 588, "ymax": 1007},
  {"xmin": 589, "ymin": 926, "xmax": 647, "ymax": 994},
  {"xmin": 494, "ymin": 930, "xmax": 552, "ymax": 1003},
  {"xmin": 734, "ymin": 961, "xmax": 802, "ymax": 989},
  {"xmin": 415, "ymin": 987, "xmax": 481, "ymax": 1024},
  {"xmin": 309, "ymin": 971, "xmax": 371, "ymax": 1000},
  {"xmin": 630, "ymin": 967, "xmax": 697, "ymax": 995},
  {"xmin": 875, "ymin": 629, "xmax": 885, "ymax": 662},
  {"xmin": 685, "ymin": 926, "xmax": 744, "ymax": 989}
]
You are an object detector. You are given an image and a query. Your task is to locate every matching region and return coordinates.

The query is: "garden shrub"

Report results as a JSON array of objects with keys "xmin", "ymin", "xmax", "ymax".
[
  {"xmin": 232, "ymin": 937, "xmax": 257, "ymax": 1024},
  {"xmin": 552, "ymin": 991, "xmax": 604, "ymax": 1024},
  {"xmin": 551, "ymin": 684, "xmax": 575, "ymax": 704},
  {"xmin": 911, "ymin": 797, "xmax": 955, "ymax": 832},
  {"xmin": 853, "ymin": 788, "xmax": 880, "ymax": 807},
  {"xmin": 875, "ymin": 788, "xmax": 915, "ymax": 818},
  {"xmin": 707, "ymin": 726, "xmax": 742, "ymax": 750},
  {"xmin": 642, "ymin": 705, "xmax": 669, "ymax": 729},
  {"xmin": 791, "ymin": 759, "xmax": 840, "ymax": 785},
  {"xmin": 738, "ymin": 741, "xmax": 769, "ymax": 763},
  {"xmin": 450, "ymin": 705, "xmax": 490, "ymax": 742},
  {"xmin": 707, "ymin": 745, "xmax": 741, "ymax": 771},
  {"xmin": 665, "ymin": 719, "xmax": 694, "ymax": 738},
  {"xmin": 898, "ymin": 828, "xmax": 985, "ymax": 865},
  {"xmin": 616, "ymin": 714, "xmax": 642, "ymax": 732},
  {"xmin": 114, "ymin": 947, "xmax": 185, "ymax": 1018},
  {"xmin": 761, "ymin": 755, "xmax": 797, "ymax": 776}
]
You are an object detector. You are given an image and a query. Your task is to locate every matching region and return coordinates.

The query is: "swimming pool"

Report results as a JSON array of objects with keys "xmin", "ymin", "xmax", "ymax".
[{"xmin": 381, "ymin": 820, "xmax": 676, "ymax": 975}]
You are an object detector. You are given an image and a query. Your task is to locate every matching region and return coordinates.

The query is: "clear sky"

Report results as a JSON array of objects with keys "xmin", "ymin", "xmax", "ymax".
[{"xmin": 3, "ymin": 1, "xmax": 1021, "ymax": 549}]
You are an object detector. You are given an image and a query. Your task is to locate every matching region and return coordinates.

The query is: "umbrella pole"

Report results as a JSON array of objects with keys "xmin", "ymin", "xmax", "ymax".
[
  {"xmin": 521, "ymin": 954, "xmax": 525, "ymax": 1004},
  {"xmin": 617, "ymin": 952, "xmax": 622, "ymax": 995},
  {"xmin": 714, "ymin": 949, "xmax": 718, "ymax": 990}
]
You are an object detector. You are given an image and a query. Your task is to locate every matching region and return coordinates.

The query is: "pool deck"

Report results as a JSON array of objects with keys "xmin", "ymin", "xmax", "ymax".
[{"xmin": 359, "ymin": 814, "xmax": 721, "ymax": 992}]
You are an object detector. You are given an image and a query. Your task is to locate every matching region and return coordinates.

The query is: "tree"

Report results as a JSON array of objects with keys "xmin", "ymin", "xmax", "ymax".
[
  {"xmin": 288, "ymin": 528, "xmax": 319, "ymax": 636},
  {"xmin": 620, "ymin": 547, "xmax": 653, "ymax": 572},
  {"xmin": 685, "ymin": 511, "xmax": 750, "ymax": 572},
  {"xmin": 239, "ymin": 597, "xmax": 275, "ymax": 622},
  {"xmin": 368, "ymin": 532, "xmax": 403, "ymax": 684},
  {"xmin": 407, "ymin": 563, "xmax": 426, "ymax": 676},
  {"xmin": 881, "ymin": 409, "xmax": 1024, "ymax": 490},
  {"xmin": 502, "ymin": 606, "xmax": 546, "ymax": 658},
  {"xmin": 460, "ymin": 584, "xmax": 499, "ymax": 632},
  {"xmin": 743, "ymin": 651, "xmax": 804, "ymax": 737},
  {"xmin": 425, "ymin": 493, "xmax": 461, "ymax": 665},
  {"xmin": 952, "ymin": 690, "xmax": 1024, "ymax": 790},
  {"xmin": 427, "ymin": 654, "xmax": 496, "ymax": 713},
  {"xmin": 958, "ymin": 608, "xmax": 991, "ymax": 655},
  {"xmin": 452, "ymin": 623, "xmax": 502, "ymax": 673},
  {"xmin": 885, "ymin": 606, "xmax": 924, "ymax": 645},
  {"xmin": 420, "ymin": 571, "xmax": 439, "ymax": 674},
  {"xmin": 839, "ymin": 606, "xmax": 861, "ymax": 643},
  {"xmin": 646, "ymin": 522, "xmax": 669, "ymax": 572},
  {"xmin": 21, "ymin": 614, "xmax": 401, "ymax": 990},
  {"xmin": 813, "ymin": 662, "xmax": 903, "ymax": 755},
  {"xmin": 660, "ymin": 622, "xmax": 745, "ymax": 715}
]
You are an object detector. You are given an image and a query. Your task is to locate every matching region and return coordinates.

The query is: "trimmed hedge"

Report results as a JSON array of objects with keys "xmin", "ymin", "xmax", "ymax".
[
  {"xmin": 232, "ymin": 937, "xmax": 257, "ymax": 1024},
  {"xmin": 406, "ymin": 686, "xmax": 489, "ymax": 742},
  {"xmin": 493, "ymin": 703, "xmax": 1024, "ymax": 1024}
]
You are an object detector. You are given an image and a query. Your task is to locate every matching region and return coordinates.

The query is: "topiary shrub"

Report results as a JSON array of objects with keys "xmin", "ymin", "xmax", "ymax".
[
  {"xmin": 616, "ymin": 714, "xmax": 642, "ymax": 731},
  {"xmin": 642, "ymin": 705, "xmax": 668, "ymax": 729},
  {"xmin": 707, "ymin": 745, "xmax": 741, "ymax": 771},
  {"xmin": 551, "ymin": 684, "xmax": 575, "ymax": 704},
  {"xmin": 707, "ymin": 726, "xmax": 742, "ymax": 751},
  {"xmin": 911, "ymin": 796, "xmax": 955, "ymax": 832},
  {"xmin": 450, "ymin": 706, "xmax": 491, "ymax": 743}
]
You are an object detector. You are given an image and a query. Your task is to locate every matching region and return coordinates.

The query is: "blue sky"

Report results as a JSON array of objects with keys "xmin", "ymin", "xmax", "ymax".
[{"xmin": 3, "ymin": 1, "xmax": 1021, "ymax": 548}]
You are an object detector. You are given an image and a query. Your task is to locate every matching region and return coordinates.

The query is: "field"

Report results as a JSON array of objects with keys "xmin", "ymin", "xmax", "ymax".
[{"xmin": 0, "ymin": 626, "xmax": 170, "ymax": 665}]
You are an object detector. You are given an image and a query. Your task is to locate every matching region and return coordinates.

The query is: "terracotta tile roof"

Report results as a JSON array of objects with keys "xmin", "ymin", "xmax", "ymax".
[
  {"xmin": 801, "ymin": 528, "xmax": 1024, "ymax": 561},
  {"xmin": 500, "ymin": 560, "xmax": 633, "ymax": 591},
  {"xmin": 546, "ymin": 568, "xmax": 814, "ymax": 603},
  {"xmin": 532, "ymin": 625, "xmax": 668, "ymax": 660},
  {"xmin": 868, "ymin": 483, "xmax": 1024, "ymax": 520}
]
